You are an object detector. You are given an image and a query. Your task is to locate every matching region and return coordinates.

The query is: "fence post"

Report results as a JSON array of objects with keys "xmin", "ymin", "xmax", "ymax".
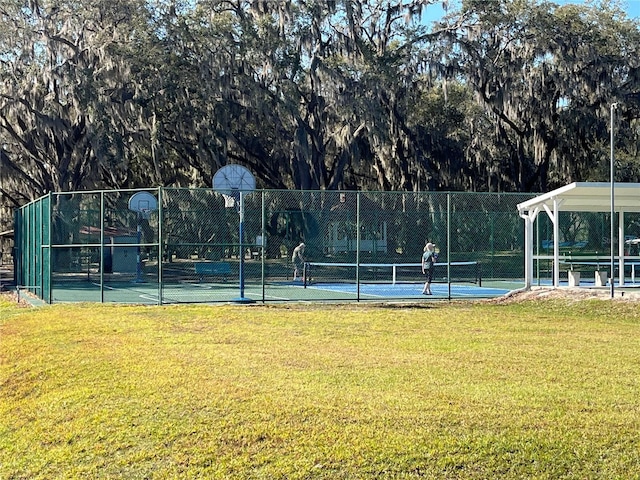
[
  {"xmin": 100, "ymin": 191, "xmax": 105, "ymax": 303},
  {"xmin": 261, "ymin": 190, "xmax": 266, "ymax": 303},
  {"xmin": 45, "ymin": 194, "xmax": 53, "ymax": 304},
  {"xmin": 356, "ymin": 192, "xmax": 361, "ymax": 301},
  {"xmin": 158, "ymin": 186, "xmax": 163, "ymax": 306},
  {"xmin": 447, "ymin": 193, "xmax": 451, "ymax": 300}
]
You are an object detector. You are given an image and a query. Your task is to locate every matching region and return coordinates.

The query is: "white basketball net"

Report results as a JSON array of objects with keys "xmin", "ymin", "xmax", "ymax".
[
  {"xmin": 222, "ymin": 190, "xmax": 241, "ymax": 210},
  {"xmin": 222, "ymin": 194, "xmax": 235, "ymax": 208}
]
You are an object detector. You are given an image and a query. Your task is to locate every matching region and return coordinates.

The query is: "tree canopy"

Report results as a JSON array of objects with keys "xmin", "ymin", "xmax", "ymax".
[{"xmin": 1, "ymin": 0, "xmax": 639, "ymax": 232}]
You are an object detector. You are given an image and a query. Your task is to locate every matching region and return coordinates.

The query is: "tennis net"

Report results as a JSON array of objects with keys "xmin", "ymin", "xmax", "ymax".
[{"xmin": 304, "ymin": 261, "xmax": 481, "ymax": 286}]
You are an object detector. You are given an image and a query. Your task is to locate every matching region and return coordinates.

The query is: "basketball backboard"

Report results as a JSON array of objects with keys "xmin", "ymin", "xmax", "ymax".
[
  {"xmin": 212, "ymin": 164, "xmax": 256, "ymax": 195},
  {"xmin": 128, "ymin": 191, "xmax": 158, "ymax": 218}
]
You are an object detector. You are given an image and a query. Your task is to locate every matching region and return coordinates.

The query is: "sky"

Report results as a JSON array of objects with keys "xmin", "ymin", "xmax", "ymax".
[{"xmin": 423, "ymin": 0, "xmax": 640, "ymax": 23}]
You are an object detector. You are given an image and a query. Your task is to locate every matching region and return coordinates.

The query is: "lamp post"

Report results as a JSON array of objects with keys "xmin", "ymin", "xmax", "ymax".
[{"xmin": 610, "ymin": 102, "xmax": 618, "ymax": 298}]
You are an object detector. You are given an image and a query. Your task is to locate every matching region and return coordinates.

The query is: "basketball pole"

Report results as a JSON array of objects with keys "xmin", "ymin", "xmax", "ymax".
[
  {"xmin": 239, "ymin": 191, "xmax": 246, "ymax": 299},
  {"xmin": 235, "ymin": 191, "xmax": 254, "ymax": 303},
  {"xmin": 136, "ymin": 212, "xmax": 143, "ymax": 282}
]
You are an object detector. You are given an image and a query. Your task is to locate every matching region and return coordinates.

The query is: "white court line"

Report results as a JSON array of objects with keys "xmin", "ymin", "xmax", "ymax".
[
  {"xmin": 139, "ymin": 294, "xmax": 174, "ymax": 303},
  {"xmin": 138, "ymin": 291, "xmax": 293, "ymax": 302},
  {"xmin": 304, "ymin": 285, "xmax": 403, "ymax": 299},
  {"xmin": 306, "ymin": 284, "xmax": 504, "ymax": 298},
  {"xmin": 83, "ymin": 281, "xmax": 301, "ymax": 302}
]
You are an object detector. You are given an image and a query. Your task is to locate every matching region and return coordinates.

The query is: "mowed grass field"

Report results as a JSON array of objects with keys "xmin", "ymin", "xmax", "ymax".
[{"xmin": 1, "ymin": 294, "xmax": 640, "ymax": 479}]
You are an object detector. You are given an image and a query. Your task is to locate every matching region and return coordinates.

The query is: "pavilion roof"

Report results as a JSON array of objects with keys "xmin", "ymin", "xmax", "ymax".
[{"xmin": 517, "ymin": 182, "xmax": 640, "ymax": 214}]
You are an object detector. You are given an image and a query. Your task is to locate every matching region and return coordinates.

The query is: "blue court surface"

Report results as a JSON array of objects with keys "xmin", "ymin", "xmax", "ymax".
[{"xmin": 305, "ymin": 282, "xmax": 513, "ymax": 299}]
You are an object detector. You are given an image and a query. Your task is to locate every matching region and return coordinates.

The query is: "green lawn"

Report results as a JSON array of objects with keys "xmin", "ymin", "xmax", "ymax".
[{"xmin": 1, "ymin": 295, "xmax": 640, "ymax": 479}]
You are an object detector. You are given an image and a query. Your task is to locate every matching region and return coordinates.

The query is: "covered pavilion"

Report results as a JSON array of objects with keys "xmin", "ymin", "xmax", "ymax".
[{"xmin": 517, "ymin": 182, "xmax": 640, "ymax": 288}]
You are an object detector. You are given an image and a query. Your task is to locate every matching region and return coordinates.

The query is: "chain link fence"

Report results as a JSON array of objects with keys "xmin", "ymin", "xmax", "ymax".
[{"xmin": 15, "ymin": 188, "xmax": 537, "ymax": 304}]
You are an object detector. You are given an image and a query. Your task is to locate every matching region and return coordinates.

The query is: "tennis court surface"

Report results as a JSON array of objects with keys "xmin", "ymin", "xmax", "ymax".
[{"xmin": 47, "ymin": 260, "xmax": 522, "ymax": 304}]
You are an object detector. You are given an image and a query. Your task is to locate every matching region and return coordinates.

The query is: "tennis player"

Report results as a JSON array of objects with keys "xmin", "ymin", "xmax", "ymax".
[
  {"xmin": 292, "ymin": 242, "xmax": 306, "ymax": 281},
  {"xmin": 421, "ymin": 242, "xmax": 436, "ymax": 295}
]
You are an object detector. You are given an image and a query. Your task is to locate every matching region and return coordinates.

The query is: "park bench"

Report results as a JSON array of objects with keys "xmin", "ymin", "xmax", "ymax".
[
  {"xmin": 564, "ymin": 258, "xmax": 640, "ymax": 287},
  {"xmin": 194, "ymin": 261, "xmax": 231, "ymax": 282},
  {"xmin": 564, "ymin": 260, "xmax": 608, "ymax": 287},
  {"xmin": 566, "ymin": 269, "xmax": 608, "ymax": 287}
]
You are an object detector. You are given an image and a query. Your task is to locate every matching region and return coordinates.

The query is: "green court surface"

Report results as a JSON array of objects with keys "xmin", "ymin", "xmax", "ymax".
[{"xmin": 48, "ymin": 278, "xmax": 521, "ymax": 304}]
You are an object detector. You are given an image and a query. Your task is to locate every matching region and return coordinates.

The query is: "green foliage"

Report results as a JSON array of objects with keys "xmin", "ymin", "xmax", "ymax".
[
  {"xmin": 2, "ymin": 297, "xmax": 640, "ymax": 478},
  {"xmin": 1, "ymin": 0, "xmax": 640, "ymax": 238}
]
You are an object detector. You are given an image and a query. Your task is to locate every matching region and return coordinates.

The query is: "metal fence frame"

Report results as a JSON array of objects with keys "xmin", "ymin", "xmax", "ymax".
[{"xmin": 15, "ymin": 188, "xmax": 536, "ymax": 304}]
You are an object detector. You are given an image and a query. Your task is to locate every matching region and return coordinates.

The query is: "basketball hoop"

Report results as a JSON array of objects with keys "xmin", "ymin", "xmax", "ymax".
[
  {"xmin": 222, "ymin": 191, "xmax": 241, "ymax": 210},
  {"xmin": 212, "ymin": 165, "xmax": 256, "ymax": 196},
  {"xmin": 139, "ymin": 208, "xmax": 152, "ymax": 220},
  {"xmin": 222, "ymin": 194, "xmax": 235, "ymax": 208},
  {"xmin": 213, "ymin": 165, "xmax": 255, "ymax": 216},
  {"xmin": 128, "ymin": 191, "xmax": 158, "ymax": 217}
]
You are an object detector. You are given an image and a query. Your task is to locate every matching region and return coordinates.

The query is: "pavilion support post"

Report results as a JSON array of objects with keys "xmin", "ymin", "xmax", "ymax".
[
  {"xmin": 520, "ymin": 207, "xmax": 539, "ymax": 289},
  {"xmin": 619, "ymin": 211, "xmax": 625, "ymax": 287},
  {"xmin": 543, "ymin": 201, "xmax": 560, "ymax": 287},
  {"xmin": 553, "ymin": 199, "xmax": 560, "ymax": 287},
  {"xmin": 524, "ymin": 217, "xmax": 533, "ymax": 289}
]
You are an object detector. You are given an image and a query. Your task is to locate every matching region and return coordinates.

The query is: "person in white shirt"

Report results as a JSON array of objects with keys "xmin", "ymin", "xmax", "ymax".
[{"xmin": 292, "ymin": 242, "xmax": 306, "ymax": 281}]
